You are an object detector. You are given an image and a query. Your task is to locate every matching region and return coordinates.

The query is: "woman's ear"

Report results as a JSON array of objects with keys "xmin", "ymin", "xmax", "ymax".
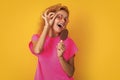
[
  {"xmin": 67, "ymin": 19, "xmax": 69, "ymax": 23},
  {"xmin": 66, "ymin": 19, "xmax": 69, "ymax": 25}
]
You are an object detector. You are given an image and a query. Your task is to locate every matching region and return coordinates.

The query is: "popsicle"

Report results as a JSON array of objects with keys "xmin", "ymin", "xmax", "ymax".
[{"xmin": 60, "ymin": 29, "xmax": 68, "ymax": 41}]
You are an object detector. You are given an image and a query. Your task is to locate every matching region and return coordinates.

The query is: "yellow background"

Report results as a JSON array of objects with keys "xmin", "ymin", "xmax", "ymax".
[{"xmin": 0, "ymin": 0, "xmax": 120, "ymax": 80}]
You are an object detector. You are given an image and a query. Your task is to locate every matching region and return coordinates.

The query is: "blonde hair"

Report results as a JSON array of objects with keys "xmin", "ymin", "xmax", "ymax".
[{"xmin": 38, "ymin": 3, "xmax": 69, "ymax": 34}]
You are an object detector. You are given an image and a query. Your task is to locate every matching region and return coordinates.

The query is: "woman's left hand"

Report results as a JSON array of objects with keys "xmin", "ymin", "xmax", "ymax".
[{"xmin": 57, "ymin": 40, "xmax": 66, "ymax": 57}]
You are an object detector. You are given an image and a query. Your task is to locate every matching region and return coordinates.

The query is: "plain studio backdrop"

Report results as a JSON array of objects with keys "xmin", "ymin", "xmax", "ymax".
[{"xmin": 0, "ymin": 0, "xmax": 120, "ymax": 80}]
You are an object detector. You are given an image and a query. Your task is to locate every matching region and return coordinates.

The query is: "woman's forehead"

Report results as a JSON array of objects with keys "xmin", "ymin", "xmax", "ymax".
[{"xmin": 56, "ymin": 10, "xmax": 68, "ymax": 17}]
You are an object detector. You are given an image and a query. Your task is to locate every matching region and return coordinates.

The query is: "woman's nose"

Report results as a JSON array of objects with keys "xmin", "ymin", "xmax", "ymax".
[{"xmin": 61, "ymin": 18, "xmax": 65, "ymax": 22}]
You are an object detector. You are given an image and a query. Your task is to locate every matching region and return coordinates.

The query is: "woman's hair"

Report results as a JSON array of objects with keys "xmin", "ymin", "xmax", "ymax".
[
  {"xmin": 44, "ymin": 3, "xmax": 69, "ymax": 16},
  {"xmin": 37, "ymin": 3, "xmax": 69, "ymax": 34}
]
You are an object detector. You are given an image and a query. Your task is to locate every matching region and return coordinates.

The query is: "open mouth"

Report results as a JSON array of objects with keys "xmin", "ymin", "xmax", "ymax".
[{"xmin": 57, "ymin": 23, "xmax": 64, "ymax": 28}]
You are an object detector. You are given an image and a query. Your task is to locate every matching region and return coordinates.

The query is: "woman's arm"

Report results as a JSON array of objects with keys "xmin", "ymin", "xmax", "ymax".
[
  {"xmin": 57, "ymin": 41, "xmax": 75, "ymax": 77},
  {"xmin": 33, "ymin": 26, "xmax": 50, "ymax": 54},
  {"xmin": 33, "ymin": 10, "xmax": 57, "ymax": 54},
  {"xmin": 58, "ymin": 56, "xmax": 75, "ymax": 77}
]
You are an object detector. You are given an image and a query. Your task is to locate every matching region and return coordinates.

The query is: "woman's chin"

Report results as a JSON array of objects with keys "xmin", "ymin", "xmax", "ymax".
[
  {"xmin": 54, "ymin": 28, "xmax": 62, "ymax": 33},
  {"xmin": 53, "ymin": 30, "xmax": 61, "ymax": 35}
]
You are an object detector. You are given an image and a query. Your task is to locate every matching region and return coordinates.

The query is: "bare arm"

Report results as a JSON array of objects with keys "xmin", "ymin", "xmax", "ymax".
[
  {"xmin": 33, "ymin": 26, "xmax": 50, "ymax": 54},
  {"xmin": 58, "ymin": 56, "xmax": 75, "ymax": 77},
  {"xmin": 57, "ymin": 41, "xmax": 75, "ymax": 77},
  {"xmin": 33, "ymin": 10, "xmax": 57, "ymax": 54}
]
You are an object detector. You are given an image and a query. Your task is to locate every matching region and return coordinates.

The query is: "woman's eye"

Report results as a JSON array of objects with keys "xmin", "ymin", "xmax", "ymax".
[
  {"xmin": 57, "ymin": 15, "xmax": 62, "ymax": 19},
  {"xmin": 64, "ymin": 18, "xmax": 66, "ymax": 21},
  {"xmin": 64, "ymin": 18, "xmax": 68, "ymax": 22}
]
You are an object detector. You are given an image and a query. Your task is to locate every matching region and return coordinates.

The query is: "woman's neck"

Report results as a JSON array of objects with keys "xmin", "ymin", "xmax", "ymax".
[{"xmin": 48, "ymin": 28, "xmax": 59, "ymax": 37}]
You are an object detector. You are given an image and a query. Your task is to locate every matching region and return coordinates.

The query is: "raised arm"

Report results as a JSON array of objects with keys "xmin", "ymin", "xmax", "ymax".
[{"xmin": 33, "ymin": 10, "xmax": 57, "ymax": 54}]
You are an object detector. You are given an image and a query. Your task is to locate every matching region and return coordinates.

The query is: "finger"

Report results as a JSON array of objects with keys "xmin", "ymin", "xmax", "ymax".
[
  {"xmin": 42, "ymin": 15, "xmax": 45, "ymax": 19},
  {"xmin": 57, "ymin": 44, "xmax": 61, "ymax": 49},
  {"xmin": 58, "ymin": 41, "xmax": 63, "ymax": 46},
  {"xmin": 50, "ymin": 14, "xmax": 55, "ymax": 19},
  {"xmin": 48, "ymin": 12, "xmax": 55, "ymax": 18},
  {"xmin": 57, "ymin": 45, "xmax": 61, "ymax": 50},
  {"xmin": 57, "ymin": 46, "xmax": 65, "ymax": 52},
  {"xmin": 57, "ymin": 43, "xmax": 62, "ymax": 49},
  {"xmin": 51, "ymin": 13, "xmax": 58, "ymax": 21},
  {"xmin": 60, "ymin": 40, "xmax": 63, "ymax": 42},
  {"xmin": 43, "ymin": 9, "xmax": 49, "ymax": 17},
  {"xmin": 60, "ymin": 45, "xmax": 65, "ymax": 49},
  {"xmin": 42, "ymin": 14, "xmax": 48, "ymax": 22},
  {"xmin": 65, "ymin": 19, "xmax": 69, "ymax": 25}
]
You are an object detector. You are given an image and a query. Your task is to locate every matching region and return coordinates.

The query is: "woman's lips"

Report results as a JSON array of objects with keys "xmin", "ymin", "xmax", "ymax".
[{"xmin": 57, "ymin": 23, "xmax": 64, "ymax": 28}]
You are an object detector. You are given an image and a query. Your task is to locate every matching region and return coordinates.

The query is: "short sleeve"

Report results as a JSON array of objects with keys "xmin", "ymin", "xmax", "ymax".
[
  {"xmin": 64, "ymin": 38, "xmax": 78, "ymax": 61},
  {"xmin": 29, "ymin": 34, "xmax": 39, "ymax": 56},
  {"xmin": 69, "ymin": 39, "xmax": 78, "ymax": 58}
]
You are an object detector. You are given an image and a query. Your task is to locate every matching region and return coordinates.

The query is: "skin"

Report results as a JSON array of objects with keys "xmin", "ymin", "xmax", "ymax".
[{"xmin": 32, "ymin": 9, "xmax": 75, "ymax": 77}]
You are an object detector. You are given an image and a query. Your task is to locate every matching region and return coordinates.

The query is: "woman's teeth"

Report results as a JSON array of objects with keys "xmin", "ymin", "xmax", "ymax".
[
  {"xmin": 57, "ymin": 23, "xmax": 63, "ymax": 28},
  {"xmin": 58, "ymin": 24, "xmax": 62, "ymax": 28}
]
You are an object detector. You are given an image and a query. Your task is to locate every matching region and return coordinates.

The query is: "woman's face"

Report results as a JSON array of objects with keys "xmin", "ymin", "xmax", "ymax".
[{"xmin": 52, "ymin": 10, "xmax": 69, "ymax": 34}]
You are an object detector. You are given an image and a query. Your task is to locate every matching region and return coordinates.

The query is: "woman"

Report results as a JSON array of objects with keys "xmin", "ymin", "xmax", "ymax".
[{"xmin": 29, "ymin": 3, "xmax": 78, "ymax": 80}]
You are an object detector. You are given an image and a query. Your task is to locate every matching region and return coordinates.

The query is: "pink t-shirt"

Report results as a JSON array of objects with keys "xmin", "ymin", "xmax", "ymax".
[{"xmin": 29, "ymin": 34, "xmax": 78, "ymax": 80}]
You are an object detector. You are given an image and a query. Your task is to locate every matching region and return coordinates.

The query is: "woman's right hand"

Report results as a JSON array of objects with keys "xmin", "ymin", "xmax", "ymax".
[{"xmin": 42, "ymin": 9, "xmax": 57, "ymax": 28}]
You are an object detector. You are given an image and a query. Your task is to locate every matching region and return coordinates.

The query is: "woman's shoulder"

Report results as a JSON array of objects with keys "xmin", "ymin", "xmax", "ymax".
[
  {"xmin": 32, "ymin": 33, "xmax": 40, "ymax": 37},
  {"xmin": 65, "ymin": 36, "xmax": 75, "ymax": 44},
  {"xmin": 66, "ymin": 36, "xmax": 74, "ymax": 41},
  {"xmin": 31, "ymin": 33, "xmax": 40, "ymax": 41}
]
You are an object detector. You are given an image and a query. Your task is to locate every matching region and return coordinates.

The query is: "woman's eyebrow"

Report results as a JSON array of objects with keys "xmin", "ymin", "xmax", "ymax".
[
  {"xmin": 56, "ymin": 14, "xmax": 68, "ymax": 18},
  {"xmin": 57, "ymin": 13, "xmax": 63, "ymax": 15}
]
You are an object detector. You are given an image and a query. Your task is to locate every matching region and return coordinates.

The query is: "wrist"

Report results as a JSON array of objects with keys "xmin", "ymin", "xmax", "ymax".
[
  {"xmin": 44, "ymin": 25, "xmax": 51, "ymax": 30},
  {"xmin": 58, "ymin": 55, "xmax": 64, "ymax": 59},
  {"xmin": 44, "ymin": 25, "xmax": 49, "ymax": 28}
]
